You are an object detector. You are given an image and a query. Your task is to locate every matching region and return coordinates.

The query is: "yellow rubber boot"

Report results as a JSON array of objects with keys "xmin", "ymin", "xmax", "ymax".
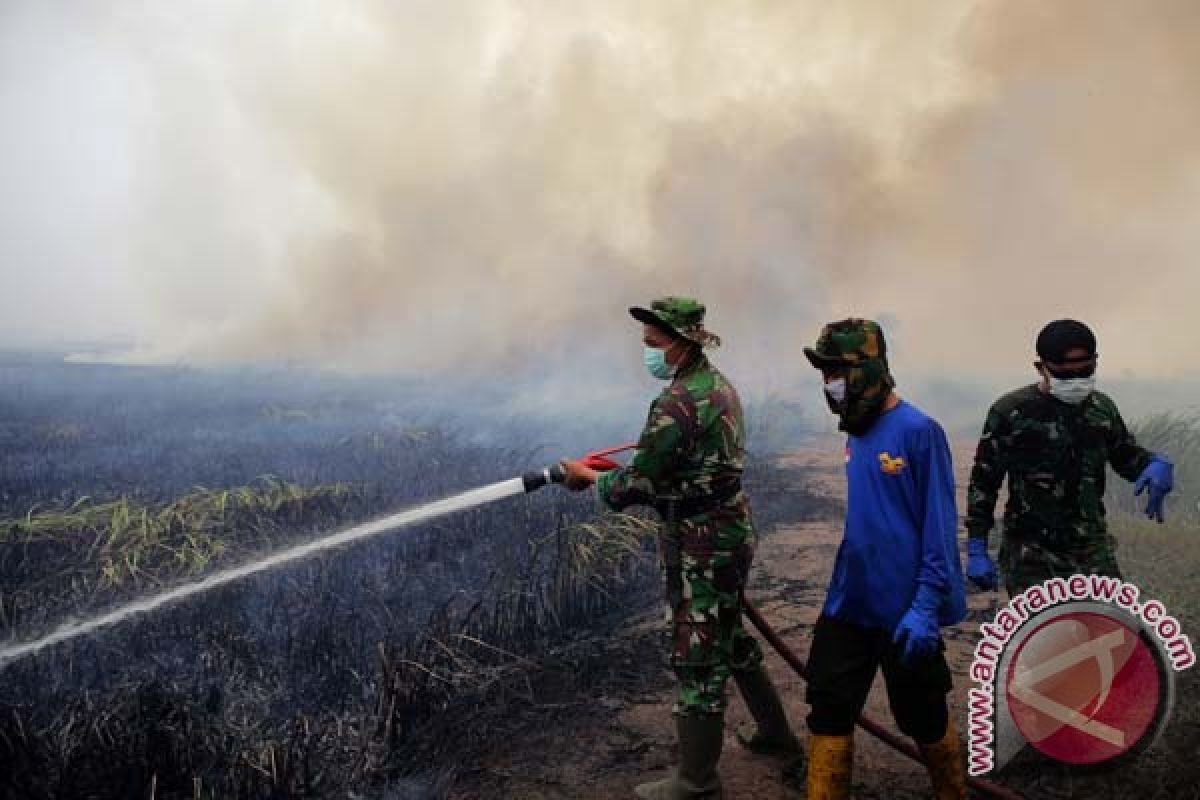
[
  {"xmin": 806, "ymin": 734, "xmax": 853, "ymax": 800},
  {"xmin": 919, "ymin": 722, "xmax": 967, "ymax": 800}
]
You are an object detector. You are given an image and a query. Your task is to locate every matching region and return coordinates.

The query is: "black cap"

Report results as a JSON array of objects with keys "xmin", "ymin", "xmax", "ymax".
[{"xmin": 1036, "ymin": 319, "xmax": 1097, "ymax": 363}]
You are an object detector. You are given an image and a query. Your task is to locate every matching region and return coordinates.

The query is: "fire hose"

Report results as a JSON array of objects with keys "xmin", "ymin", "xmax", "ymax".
[{"xmin": 533, "ymin": 444, "xmax": 1022, "ymax": 800}]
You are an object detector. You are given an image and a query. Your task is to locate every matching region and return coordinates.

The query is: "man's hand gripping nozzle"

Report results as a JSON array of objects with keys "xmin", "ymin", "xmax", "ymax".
[{"xmin": 521, "ymin": 442, "xmax": 636, "ymax": 493}]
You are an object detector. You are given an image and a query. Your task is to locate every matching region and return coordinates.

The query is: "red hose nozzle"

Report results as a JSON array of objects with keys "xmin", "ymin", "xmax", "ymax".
[
  {"xmin": 521, "ymin": 442, "xmax": 637, "ymax": 493},
  {"xmin": 578, "ymin": 442, "xmax": 636, "ymax": 472}
]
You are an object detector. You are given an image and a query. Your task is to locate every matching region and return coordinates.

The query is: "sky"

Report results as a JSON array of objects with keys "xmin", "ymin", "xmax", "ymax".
[{"xmin": 2, "ymin": 1, "xmax": 1198, "ymax": 403}]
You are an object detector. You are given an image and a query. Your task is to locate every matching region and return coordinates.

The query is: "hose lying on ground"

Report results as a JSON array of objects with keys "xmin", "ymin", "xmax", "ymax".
[{"xmin": 741, "ymin": 597, "xmax": 1024, "ymax": 800}]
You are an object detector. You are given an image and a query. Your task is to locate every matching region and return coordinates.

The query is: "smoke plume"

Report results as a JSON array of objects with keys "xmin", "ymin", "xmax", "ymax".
[{"xmin": 3, "ymin": 1, "xmax": 1198, "ymax": 390}]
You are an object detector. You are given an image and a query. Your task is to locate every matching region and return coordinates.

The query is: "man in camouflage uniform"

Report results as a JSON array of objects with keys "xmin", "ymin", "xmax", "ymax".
[
  {"xmin": 965, "ymin": 319, "xmax": 1176, "ymax": 595},
  {"xmin": 561, "ymin": 297, "xmax": 800, "ymax": 799}
]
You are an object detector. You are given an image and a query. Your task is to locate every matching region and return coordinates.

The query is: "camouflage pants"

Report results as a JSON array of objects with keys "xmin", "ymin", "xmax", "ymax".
[
  {"xmin": 663, "ymin": 522, "xmax": 762, "ymax": 715},
  {"xmin": 999, "ymin": 533, "xmax": 1122, "ymax": 595}
]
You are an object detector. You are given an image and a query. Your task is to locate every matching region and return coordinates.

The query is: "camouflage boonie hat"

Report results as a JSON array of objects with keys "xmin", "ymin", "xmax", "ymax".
[
  {"xmin": 629, "ymin": 296, "xmax": 722, "ymax": 349},
  {"xmin": 803, "ymin": 318, "xmax": 888, "ymax": 369}
]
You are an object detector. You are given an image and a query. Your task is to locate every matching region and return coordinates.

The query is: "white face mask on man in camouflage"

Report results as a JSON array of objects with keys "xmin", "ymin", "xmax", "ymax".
[
  {"xmin": 1034, "ymin": 319, "xmax": 1099, "ymax": 406},
  {"xmin": 1047, "ymin": 375, "xmax": 1096, "ymax": 405}
]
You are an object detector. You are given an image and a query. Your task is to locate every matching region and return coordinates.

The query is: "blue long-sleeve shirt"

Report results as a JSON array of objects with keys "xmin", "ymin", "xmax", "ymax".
[{"xmin": 823, "ymin": 400, "xmax": 968, "ymax": 631}]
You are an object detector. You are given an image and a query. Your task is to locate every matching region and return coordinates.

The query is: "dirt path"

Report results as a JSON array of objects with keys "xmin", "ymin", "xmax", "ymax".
[{"xmin": 464, "ymin": 441, "xmax": 1001, "ymax": 799}]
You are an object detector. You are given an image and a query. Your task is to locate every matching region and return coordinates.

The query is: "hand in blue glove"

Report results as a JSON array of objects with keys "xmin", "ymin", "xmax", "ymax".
[
  {"xmin": 966, "ymin": 537, "xmax": 998, "ymax": 591},
  {"xmin": 1134, "ymin": 455, "xmax": 1174, "ymax": 524},
  {"xmin": 892, "ymin": 583, "xmax": 942, "ymax": 666}
]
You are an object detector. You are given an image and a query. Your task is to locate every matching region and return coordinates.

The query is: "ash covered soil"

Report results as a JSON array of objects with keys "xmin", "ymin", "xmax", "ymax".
[{"xmin": 457, "ymin": 443, "xmax": 1200, "ymax": 800}]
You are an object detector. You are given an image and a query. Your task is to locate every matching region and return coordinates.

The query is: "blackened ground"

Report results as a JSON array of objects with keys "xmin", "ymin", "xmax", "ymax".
[
  {"xmin": 457, "ymin": 444, "xmax": 1200, "ymax": 800},
  {"xmin": 0, "ymin": 451, "xmax": 830, "ymax": 799},
  {"xmin": 0, "ymin": 358, "xmax": 828, "ymax": 800}
]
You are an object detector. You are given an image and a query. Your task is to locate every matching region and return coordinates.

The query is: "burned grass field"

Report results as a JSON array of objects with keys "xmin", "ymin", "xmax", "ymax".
[
  {"xmin": 4, "ymin": 353, "xmax": 1195, "ymax": 800},
  {"xmin": 0, "ymin": 355, "xmax": 826, "ymax": 799}
]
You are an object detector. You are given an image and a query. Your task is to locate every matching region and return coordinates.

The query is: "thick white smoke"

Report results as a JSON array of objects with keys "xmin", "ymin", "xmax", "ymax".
[{"xmin": 2, "ymin": 1, "xmax": 1198, "ymax": 391}]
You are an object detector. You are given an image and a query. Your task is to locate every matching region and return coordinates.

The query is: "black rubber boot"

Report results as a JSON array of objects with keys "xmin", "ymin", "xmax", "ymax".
[
  {"xmin": 633, "ymin": 712, "xmax": 724, "ymax": 799},
  {"xmin": 733, "ymin": 664, "xmax": 802, "ymax": 757}
]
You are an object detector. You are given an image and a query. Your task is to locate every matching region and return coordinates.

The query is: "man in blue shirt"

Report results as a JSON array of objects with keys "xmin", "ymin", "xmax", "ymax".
[{"xmin": 802, "ymin": 319, "xmax": 968, "ymax": 800}]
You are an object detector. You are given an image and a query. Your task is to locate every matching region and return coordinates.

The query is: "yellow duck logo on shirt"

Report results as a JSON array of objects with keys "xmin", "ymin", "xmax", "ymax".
[{"xmin": 878, "ymin": 452, "xmax": 907, "ymax": 475}]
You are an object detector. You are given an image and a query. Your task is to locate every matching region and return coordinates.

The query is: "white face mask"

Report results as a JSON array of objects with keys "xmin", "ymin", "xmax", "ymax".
[
  {"xmin": 1048, "ymin": 376, "xmax": 1095, "ymax": 405},
  {"xmin": 824, "ymin": 377, "xmax": 847, "ymax": 405}
]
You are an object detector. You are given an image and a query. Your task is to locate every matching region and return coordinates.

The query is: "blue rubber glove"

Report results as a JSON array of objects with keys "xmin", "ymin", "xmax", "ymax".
[
  {"xmin": 1134, "ymin": 455, "xmax": 1174, "ymax": 524},
  {"xmin": 966, "ymin": 537, "xmax": 998, "ymax": 591},
  {"xmin": 892, "ymin": 583, "xmax": 942, "ymax": 666}
]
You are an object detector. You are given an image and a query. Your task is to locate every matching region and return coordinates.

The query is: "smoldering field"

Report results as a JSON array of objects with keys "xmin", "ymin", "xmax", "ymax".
[
  {"xmin": 4, "ymin": 1, "xmax": 1200, "ymax": 796},
  {"xmin": 2, "ymin": 355, "xmax": 1198, "ymax": 800},
  {"xmin": 0, "ymin": 354, "xmax": 823, "ymax": 799}
]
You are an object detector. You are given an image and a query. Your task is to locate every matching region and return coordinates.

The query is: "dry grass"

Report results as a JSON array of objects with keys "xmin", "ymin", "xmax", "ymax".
[
  {"xmin": 4, "ymin": 479, "xmax": 360, "ymax": 588},
  {"xmin": 1108, "ymin": 410, "xmax": 1200, "ymax": 527},
  {"xmin": 1113, "ymin": 410, "xmax": 1200, "ymax": 619},
  {"xmin": 0, "ymin": 467, "xmax": 662, "ymax": 798},
  {"xmin": 0, "ymin": 479, "xmax": 372, "ymax": 639}
]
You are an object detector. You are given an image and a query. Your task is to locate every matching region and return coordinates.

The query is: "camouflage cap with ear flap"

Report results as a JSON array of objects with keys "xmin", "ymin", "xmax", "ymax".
[
  {"xmin": 629, "ymin": 296, "xmax": 722, "ymax": 349},
  {"xmin": 804, "ymin": 318, "xmax": 896, "ymax": 435},
  {"xmin": 803, "ymin": 318, "xmax": 889, "ymax": 370}
]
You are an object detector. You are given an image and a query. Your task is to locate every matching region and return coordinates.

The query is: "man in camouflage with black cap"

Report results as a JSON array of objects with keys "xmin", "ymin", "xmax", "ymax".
[
  {"xmin": 803, "ymin": 318, "xmax": 968, "ymax": 800},
  {"xmin": 561, "ymin": 296, "xmax": 801, "ymax": 799},
  {"xmin": 965, "ymin": 319, "xmax": 1176, "ymax": 595}
]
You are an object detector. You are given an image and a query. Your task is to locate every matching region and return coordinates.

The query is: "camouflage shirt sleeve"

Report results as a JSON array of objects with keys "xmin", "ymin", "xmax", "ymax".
[
  {"xmin": 596, "ymin": 390, "xmax": 692, "ymax": 511},
  {"xmin": 965, "ymin": 401, "xmax": 1010, "ymax": 542},
  {"xmin": 1104, "ymin": 401, "xmax": 1153, "ymax": 482}
]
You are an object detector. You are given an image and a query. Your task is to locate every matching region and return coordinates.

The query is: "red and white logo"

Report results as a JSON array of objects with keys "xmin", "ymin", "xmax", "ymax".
[
  {"xmin": 968, "ymin": 579, "xmax": 1191, "ymax": 776},
  {"xmin": 1004, "ymin": 610, "xmax": 1164, "ymax": 765}
]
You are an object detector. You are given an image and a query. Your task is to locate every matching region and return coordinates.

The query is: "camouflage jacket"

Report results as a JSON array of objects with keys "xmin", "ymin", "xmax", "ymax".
[
  {"xmin": 966, "ymin": 384, "xmax": 1152, "ymax": 551},
  {"xmin": 596, "ymin": 355, "xmax": 751, "ymax": 542}
]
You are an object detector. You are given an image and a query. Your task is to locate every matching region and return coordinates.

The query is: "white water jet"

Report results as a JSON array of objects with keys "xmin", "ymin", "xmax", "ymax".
[{"xmin": 0, "ymin": 477, "xmax": 528, "ymax": 667}]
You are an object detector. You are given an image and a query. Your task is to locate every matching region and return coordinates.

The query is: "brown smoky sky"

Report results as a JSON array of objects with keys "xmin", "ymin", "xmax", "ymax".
[{"xmin": 2, "ymin": 1, "xmax": 1199, "ymax": 388}]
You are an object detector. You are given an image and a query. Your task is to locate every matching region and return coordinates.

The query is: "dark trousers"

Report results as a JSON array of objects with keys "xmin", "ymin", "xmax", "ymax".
[{"xmin": 805, "ymin": 614, "xmax": 952, "ymax": 744}]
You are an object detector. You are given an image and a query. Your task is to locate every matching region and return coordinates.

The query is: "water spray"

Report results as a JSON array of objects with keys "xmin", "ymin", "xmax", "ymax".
[{"xmin": 0, "ymin": 443, "xmax": 636, "ymax": 668}]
